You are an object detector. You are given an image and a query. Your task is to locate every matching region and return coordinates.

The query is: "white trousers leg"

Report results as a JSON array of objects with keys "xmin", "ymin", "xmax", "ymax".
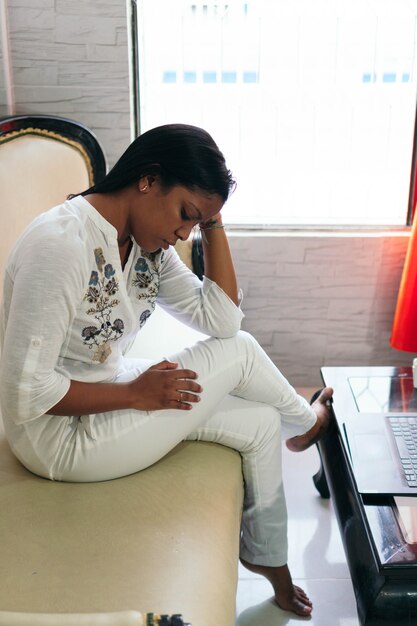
[
  {"xmin": 23, "ymin": 331, "xmax": 316, "ymax": 567},
  {"xmin": 185, "ymin": 395, "xmax": 288, "ymax": 565}
]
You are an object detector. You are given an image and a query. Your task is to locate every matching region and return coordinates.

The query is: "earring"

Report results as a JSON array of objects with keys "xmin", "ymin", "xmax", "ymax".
[{"xmin": 140, "ymin": 184, "xmax": 148, "ymax": 192}]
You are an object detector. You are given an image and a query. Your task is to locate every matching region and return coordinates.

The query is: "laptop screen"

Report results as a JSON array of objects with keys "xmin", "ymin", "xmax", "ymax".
[{"xmin": 348, "ymin": 376, "xmax": 417, "ymax": 413}]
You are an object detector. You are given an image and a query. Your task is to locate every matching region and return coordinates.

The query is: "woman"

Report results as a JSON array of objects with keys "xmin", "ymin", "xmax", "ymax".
[{"xmin": 0, "ymin": 124, "xmax": 332, "ymax": 617}]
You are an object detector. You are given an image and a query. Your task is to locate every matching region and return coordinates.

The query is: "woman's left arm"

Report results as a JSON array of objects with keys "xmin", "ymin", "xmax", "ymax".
[{"xmin": 200, "ymin": 213, "xmax": 239, "ymax": 305}]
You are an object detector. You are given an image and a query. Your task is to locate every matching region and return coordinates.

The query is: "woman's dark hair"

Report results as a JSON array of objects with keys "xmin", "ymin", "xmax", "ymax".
[{"xmin": 76, "ymin": 123, "xmax": 235, "ymax": 202}]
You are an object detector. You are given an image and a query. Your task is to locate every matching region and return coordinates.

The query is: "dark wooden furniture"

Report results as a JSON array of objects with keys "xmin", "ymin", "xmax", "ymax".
[{"xmin": 315, "ymin": 366, "xmax": 417, "ymax": 626}]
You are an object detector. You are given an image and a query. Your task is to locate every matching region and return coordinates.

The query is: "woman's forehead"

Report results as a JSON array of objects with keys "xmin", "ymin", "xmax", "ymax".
[{"xmin": 181, "ymin": 187, "xmax": 223, "ymax": 213}]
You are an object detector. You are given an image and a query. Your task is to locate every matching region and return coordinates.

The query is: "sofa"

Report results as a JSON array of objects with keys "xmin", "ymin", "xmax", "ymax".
[{"xmin": 0, "ymin": 116, "xmax": 244, "ymax": 626}]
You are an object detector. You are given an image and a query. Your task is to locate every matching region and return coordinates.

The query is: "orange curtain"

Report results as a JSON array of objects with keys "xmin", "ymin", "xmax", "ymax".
[{"xmin": 391, "ymin": 213, "xmax": 417, "ymax": 351}]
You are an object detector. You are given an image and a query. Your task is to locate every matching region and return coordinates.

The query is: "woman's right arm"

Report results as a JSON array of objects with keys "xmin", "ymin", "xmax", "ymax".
[
  {"xmin": 0, "ymin": 235, "xmax": 81, "ymax": 424},
  {"xmin": 0, "ymin": 235, "xmax": 200, "ymax": 425},
  {"xmin": 48, "ymin": 360, "xmax": 202, "ymax": 414}
]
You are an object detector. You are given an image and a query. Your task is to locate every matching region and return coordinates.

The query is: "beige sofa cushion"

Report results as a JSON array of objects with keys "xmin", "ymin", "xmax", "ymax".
[{"xmin": 0, "ymin": 417, "xmax": 243, "ymax": 626}]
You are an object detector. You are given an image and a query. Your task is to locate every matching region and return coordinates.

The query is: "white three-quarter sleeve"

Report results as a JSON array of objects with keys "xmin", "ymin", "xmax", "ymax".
[
  {"xmin": 156, "ymin": 247, "xmax": 244, "ymax": 337},
  {"xmin": 0, "ymin": 231, "xmax": 84, "ymax": 424}
]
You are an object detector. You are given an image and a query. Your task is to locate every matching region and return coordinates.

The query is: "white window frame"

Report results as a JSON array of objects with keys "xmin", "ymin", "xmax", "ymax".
[{"xmin": 127, "ymin": 0, "xmax": 417, "ymax": 230}]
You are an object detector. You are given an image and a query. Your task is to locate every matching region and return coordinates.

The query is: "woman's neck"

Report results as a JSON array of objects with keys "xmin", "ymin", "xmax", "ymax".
[
  {"xmin": 119, "ymin": 236, "xmax": 133, "ymax": 270},
  {"xmin": 84, "ymin": 191, "xmax": 135, "ymax": 268},
  {"xmin": 85, "ymin": 191, "xmax": 131, "ymax": 246}
]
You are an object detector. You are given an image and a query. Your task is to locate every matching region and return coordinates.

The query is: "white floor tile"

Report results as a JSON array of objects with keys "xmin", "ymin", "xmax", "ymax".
[{"xmin": 236, "ymin": 578, "xmax": 359, "ymax": 626}]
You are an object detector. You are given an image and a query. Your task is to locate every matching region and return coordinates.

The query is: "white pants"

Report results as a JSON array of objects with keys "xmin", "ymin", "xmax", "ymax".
[{"xmin": 18, "ymin": 331, "xmax": 316, "ymax": 567}]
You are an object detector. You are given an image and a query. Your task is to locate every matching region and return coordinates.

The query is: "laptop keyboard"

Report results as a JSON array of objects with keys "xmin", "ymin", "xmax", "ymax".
[{"xmin": 389, "ymin": 417, "xmax": 417, "ymax": 487}]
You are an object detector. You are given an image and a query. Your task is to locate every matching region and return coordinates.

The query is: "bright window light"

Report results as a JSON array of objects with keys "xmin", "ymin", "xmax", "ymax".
[{"xmin": 136, "ymin": 0, "xmax": 417, "ymax": 226}]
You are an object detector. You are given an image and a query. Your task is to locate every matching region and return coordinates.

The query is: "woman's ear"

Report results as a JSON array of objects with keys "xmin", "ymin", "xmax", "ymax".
[
  {"xmin": 138, "ymin": 174, "xmax": 157, "ymax": 192},
  {"xmin": 138, "ymin": 176, "xmax": 148, "ymax": 192}
]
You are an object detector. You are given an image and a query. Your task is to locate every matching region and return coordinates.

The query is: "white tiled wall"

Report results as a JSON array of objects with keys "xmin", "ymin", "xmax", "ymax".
[
  {"xmin": 230, "ymin": 233, "xmax": 414, "ymax": 386},
  {"xmin": 1, "ymin": 1, "xmax": 414, "ymax": 387},
  {"xmin": 0, "ymin": 0, "xmax": 131, "ymax": 167}
]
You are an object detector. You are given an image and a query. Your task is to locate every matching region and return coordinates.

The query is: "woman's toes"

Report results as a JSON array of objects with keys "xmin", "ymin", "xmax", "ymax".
[
  {"xmin": 275, "ymin": 585, "xmax": 313, "ymax": 617},
  {"xmin": 296, "ymin": 601, "xmax": 313, "ymax": 616},
  {"xmin": 294, "ymin": 584, "xmax": 313, "ymax": 606},
  {"xmin": 275, "ymin": 595, "xmax": 312, "ymax": 617},
  {"xmin": 315, "ymin": 386, "xmax": 333, "ymax": 405}
]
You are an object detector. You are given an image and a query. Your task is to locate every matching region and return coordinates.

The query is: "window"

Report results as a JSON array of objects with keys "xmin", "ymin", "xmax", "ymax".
[{"xmin": 132, "ymin": 0, "xmax": 417, "ymax": 227}]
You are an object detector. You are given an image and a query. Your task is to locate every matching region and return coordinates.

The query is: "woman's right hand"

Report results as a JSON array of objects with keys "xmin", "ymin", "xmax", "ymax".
[{"xmin": 127, "ymin": 360, "xmax": 202, "ymax": 411}]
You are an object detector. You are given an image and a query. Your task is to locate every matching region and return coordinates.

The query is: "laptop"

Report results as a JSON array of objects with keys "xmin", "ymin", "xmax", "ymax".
[{"xmin": 343, "ymin": 373, "xmax": 417, "ymax": 495}]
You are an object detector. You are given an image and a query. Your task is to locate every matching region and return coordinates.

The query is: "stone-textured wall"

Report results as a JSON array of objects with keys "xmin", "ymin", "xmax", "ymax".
[
  {"xmin": 0, "ymin": 1, "xmax": 413, "ymax": 387},
  {"xmin": 230, "ymin": 233, "xmax": 414, "ymax": 387},
  {"xmin": 0, "ymin": 0, "xmax": 130, "ymax": 167},
  {"xmin": 0, "ymin": 55, "xmax": 4, "ymax": 111},
  {"xmin": 0, "ymin": 4, "xmax": 7, "ymax": 107}
]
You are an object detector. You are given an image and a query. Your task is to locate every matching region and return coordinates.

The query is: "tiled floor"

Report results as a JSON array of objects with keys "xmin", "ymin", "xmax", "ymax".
[{"xmin": 235, "ymin": 389, "xmax": 360, "ymax": 626}]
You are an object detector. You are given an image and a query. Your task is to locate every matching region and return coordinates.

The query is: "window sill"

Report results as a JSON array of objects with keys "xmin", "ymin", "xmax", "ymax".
[{"xmin": 224, "ymin": 225, "xmax": 411, "ymax": 238}]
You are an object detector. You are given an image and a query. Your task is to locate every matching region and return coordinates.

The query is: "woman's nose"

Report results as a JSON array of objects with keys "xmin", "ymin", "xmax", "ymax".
[{"xmin": 176, "ymin": 223, "xmax": 194, "ymax": 241}]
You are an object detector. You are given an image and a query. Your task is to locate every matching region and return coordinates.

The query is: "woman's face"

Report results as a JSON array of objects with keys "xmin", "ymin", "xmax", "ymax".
[{"xmin": 131, "ymin": 180, "xmax": 224, "ymax": 252}]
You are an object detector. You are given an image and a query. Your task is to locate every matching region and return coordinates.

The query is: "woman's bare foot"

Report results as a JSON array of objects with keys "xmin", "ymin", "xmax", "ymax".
[
  {"xmin": 286, "ymin": 386, "xmax": 334, "ymax": 452},
  {"xmin": 240, "ymin": 558, "xmax": 312, "ymax": 616}
]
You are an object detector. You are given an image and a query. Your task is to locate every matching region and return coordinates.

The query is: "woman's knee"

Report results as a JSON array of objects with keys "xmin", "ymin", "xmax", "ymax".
[{"xmin": 224, "ymin": 329, "xmax": 260, "ymax": 354}]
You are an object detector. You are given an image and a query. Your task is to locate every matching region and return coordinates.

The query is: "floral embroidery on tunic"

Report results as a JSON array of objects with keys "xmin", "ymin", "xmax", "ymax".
[
  {"xmin": 132, "ymin": 251, "xmax": 164, "ymax": 319},
  {"xmin": 140, "ymin": 309, "xmax": 151, "ymax": 328},
  {"xmin": 81, "ymin": 247, "xmax": 124, "ymax": 363}
]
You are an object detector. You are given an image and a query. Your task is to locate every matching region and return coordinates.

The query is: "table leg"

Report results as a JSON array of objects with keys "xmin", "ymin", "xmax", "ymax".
[
  {"xmin": 313, "ymin": 444, "xmax": 330, "ymax": 498},
  {"xmin": 309, "ymin": 389, "xmax": 331, "ymax": 498}
]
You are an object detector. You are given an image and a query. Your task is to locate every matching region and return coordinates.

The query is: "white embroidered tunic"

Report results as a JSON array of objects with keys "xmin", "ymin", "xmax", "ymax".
[{"xmin": 0, "ymin": 196, "xmax": 244, "ymax": 428}]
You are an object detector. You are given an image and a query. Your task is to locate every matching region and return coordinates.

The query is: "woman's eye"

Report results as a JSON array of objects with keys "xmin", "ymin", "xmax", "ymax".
[{"xmin": 181, "ymin": 208, "xmax": 190, "ymax": 221}]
